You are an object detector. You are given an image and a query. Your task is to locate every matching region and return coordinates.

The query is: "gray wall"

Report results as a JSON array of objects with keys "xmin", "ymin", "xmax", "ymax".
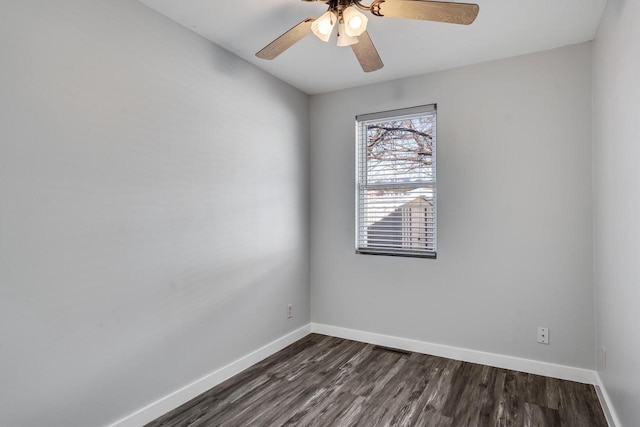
[
  {"xmin": 310, "ymin": 43, "xmax": 595, "ymax": 369},
  {"xmin": 0, "ymin": 1, "xmax": 310, "ymax": 426},
  {"xmin": 593, "ymin": 0, "xmax": 640, "ymax": 425}
]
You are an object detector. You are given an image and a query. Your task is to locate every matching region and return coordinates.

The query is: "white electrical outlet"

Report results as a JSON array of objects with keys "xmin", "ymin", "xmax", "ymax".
[
  {"xmin": 602, "ymin": 345, "xmax": 607, "ymax": 369},
  {"xmin": 287, "ymin": 304, "xmax": 293, "ymax": 319},
  {"xmin": 537, "ymin": 327, "xmax": 549, "ymax": 344}
]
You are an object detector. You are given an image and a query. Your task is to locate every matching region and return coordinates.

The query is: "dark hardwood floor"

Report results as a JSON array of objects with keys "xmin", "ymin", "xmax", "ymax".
[{"xmin": 145, "ymin": 334, "xmax": 607, "ymax": 427}]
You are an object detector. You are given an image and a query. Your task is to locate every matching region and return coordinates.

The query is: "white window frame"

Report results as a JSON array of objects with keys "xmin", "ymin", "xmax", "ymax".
[{"xmin": 355, "ymin": 104, "xmax": 437, "ymax": 258}]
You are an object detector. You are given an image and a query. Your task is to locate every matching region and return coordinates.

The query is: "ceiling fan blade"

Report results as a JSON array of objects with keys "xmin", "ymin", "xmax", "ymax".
[
  {"xmin": 351, "ymin": 31, "xmax": 384, "ymax": 72},
  {"xmin": 256, "ymin": 18, "xmax": 315, "ymax": 60},
  {"xmin": 375, "ymin": 1, "xmax": 479, "ymax": 25}
]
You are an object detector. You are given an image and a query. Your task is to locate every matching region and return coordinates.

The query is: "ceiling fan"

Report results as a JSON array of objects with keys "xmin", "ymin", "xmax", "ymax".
[{"xmin": 256, "ymin": 0, "xmax": 479, "ymax": 72}]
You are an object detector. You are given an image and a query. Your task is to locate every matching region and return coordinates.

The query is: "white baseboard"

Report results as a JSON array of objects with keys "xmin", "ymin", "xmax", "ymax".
[
  {"xmin": 311, "ymin": 323, "xmax": 597, "ymax": 385},
  {"xmin": 594, "ymin": 372, "xmax": 622, "ymax": 427},
  {"xmin": 107, "ymin": 324, "xmax": 311, "ymax": 427},
  {"xmin": 108, "ymin": 323, "xmax": 611, "ymax": 427}
]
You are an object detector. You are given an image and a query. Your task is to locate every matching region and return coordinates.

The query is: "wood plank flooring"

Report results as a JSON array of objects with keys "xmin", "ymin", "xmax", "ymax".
[{"xmin": 145, "ymin": 334, "xmax": 607, "ymax": 427}]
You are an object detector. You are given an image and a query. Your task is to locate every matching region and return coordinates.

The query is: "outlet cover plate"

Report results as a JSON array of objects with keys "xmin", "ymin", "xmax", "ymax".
[{"xmin": 537, "ymin": 327, "xmax": 549, "ymax": 344}]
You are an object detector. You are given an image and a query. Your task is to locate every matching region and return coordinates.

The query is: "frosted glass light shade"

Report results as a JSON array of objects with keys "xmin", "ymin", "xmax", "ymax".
[
  {"xmin": 342, "ymin": 6, "xmax": 368, "ymax": 37},
  {"xmin": 336, "ymin": 22, "xmax": 359, "ymax": 47},
  {"xmin": 311, "ymin": 11, "xmax": 338, "ymax": 42}
]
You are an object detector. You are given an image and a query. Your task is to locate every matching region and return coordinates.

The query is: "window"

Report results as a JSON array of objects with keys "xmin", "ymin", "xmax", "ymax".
[{"xmin": 356, "ymin": 105, "xmax": 437, "ymax": 258}]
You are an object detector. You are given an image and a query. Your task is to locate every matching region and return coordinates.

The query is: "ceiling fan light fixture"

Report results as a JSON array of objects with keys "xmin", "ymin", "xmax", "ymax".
[
  {"xmin": 255, "ymin": 0, "xmax": 479, "ymax": 74},
  {"xmin": 342, "ymin": 6, "xmax": 368, "ymax": 37},
  {"xmin": 336, "ymin": 21, "xmax": 359, "ymax": 47},
  {"xmin": 311, "ymin": 10, "xmax": 338, "ymax": 42}
]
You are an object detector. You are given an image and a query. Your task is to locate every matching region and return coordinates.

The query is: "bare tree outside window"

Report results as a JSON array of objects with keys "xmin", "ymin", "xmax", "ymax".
[{"xmin": 356, "ymin": 105, "xmax": 437, "ymax": 258}]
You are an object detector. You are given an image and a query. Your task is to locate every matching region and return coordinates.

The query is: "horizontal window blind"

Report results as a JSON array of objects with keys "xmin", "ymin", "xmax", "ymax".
[{"xmin": 356, "ymin": 105, "xmax": 437, "ymax": 258}]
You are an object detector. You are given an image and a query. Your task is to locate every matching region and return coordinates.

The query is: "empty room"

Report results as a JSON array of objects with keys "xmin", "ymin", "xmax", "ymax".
[{"xmin": 1, "ymin": 0, "xmax": 639, "ymax": 426}]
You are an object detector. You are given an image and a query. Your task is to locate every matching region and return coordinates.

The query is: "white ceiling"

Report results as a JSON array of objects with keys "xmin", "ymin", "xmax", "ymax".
[{"xmin": 138, "ymin": 0, "xmax": 607, "ymax": 95}]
